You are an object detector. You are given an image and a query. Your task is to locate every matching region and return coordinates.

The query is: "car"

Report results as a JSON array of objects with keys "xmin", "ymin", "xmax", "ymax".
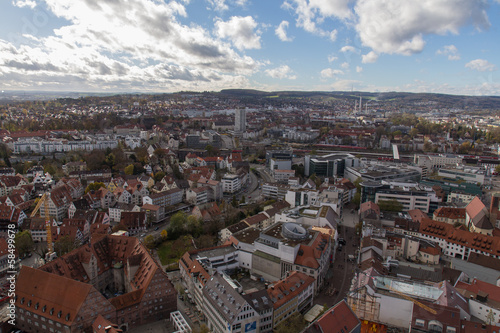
[
  {"xmin": 154, "ymin": 227, "xmax": 159, "ymax": 231},
  {"xmin": 337, "ymin": 245, "xmax": 343, "ymax": 251},
  {"xmin": 140, "ymin": 233, "xmax": 146, "ymax": 237},
  {"xmin": 338, "ymin": 238, "xmax": 346, "ymax": 246}
]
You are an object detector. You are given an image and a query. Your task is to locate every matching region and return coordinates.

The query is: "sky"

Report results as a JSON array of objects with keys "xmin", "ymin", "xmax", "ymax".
[{"xmin": 1, "ymin": 0, "xmax": 500, "ymax": 95}]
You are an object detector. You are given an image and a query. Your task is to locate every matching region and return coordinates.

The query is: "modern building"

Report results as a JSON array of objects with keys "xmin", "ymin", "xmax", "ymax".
[
  {"xmin": 234, "ymin": 109, "xmax": 246, "ymax": 135},
  {"xmin": 305, "ymin": 153, "xmax": 359, "ymax": 178},
  {"xmin": 222, "ymin": 174, "xmax": 241, "ymax": 194},
  {"xmin": 265, "ymin": 149, "xmax": 293, "ymax": 168},
  {"xmin": 262, "ymin": 182, "xmax": 290, "ymax": 200},
  {"xmin": 438, "ymin": 168, "xmax": 486, "ymax": 185}
]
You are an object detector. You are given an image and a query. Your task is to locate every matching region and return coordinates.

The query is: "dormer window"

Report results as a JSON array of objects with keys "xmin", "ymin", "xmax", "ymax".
[
  {"xmin": 57, "ymin": 311, "xmax": 62, "ymax": 318},
  {"xmin": 50, "ymin": 308, "xmax": 54, "ymax": 315},
  {"xmin": 27, "ymin": 300, "xmax": 32, "ymax": 307},
  {"xmin": 42, "ymin": 305, "xmax": 46, "ymax": 313}
]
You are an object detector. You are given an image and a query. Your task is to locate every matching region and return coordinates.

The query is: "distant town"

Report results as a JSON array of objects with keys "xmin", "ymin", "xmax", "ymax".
[{"xmin": 1, "ymin": 89, "xmax": 500, "ymax": 333}]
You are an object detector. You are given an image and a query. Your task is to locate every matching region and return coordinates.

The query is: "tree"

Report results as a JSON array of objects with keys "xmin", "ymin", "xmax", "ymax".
[
  {"xmin": 124, "ymin": 164, "xmax": 135, "ymax": 175},
  {"xmin": 495, "ymin": 164, "xmax": 500, "ymax": 174},
  {"xmin": 85, "ymin": 182, "xmax": 105, "ymax": 194},
  {"xmin": 144, "ymin": 235, "xmax": 156, "ymax": 249},
  {"xmin": 160, "ymin": 229, "xmax": 168, "ymax": 241},
  {"xmin": 168, "ymin": 211, "xmax": 187, "ymax": 238},
  {"xmin": 377, "ymin": 199, "xmax": 404, "ymax": 212},
  {"xmin": 54, "ymin": 235, "xmax": 80, "ymax": 256},
  {"xmin": 195, "ymin": 235, "xmax": 214, "ymax": 248},
  {"xmin": 274, "ymin": 313, "xmax": 306, "ymax": 333},
  {"xmin": 154, "ymin": 171, "xmax": 165, "ymax": 182},
  {"xmin": 231, "ymin": 196, "xmax": 238, "ymax": 207},
  {"xmin": 186, "ymin": 215, "xmax": 202, "ymax": 237},
  {"xmin": 15, "ymin": 231, "xmax": 35, "ymax": 257}
]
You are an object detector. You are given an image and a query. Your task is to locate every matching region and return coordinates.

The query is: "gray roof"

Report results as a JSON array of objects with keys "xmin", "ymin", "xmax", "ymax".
[{"xmin": 203, "ymin": 272, "xmax": 252, "ymax": 324}]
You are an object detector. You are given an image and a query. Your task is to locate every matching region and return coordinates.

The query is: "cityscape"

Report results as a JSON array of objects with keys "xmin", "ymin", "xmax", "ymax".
[
  {"xmin": 0, "ymin": 90, "xmax": 499, "ymax": 333},
  {"xmin": 2, "ymin": 1, "xmax": 500, "ymax": 333}
]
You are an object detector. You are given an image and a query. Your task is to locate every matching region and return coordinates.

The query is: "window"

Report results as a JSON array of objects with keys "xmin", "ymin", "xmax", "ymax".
[{"xmin": 415, "ymin": 319, "xmax": 425, "ymax": 327}]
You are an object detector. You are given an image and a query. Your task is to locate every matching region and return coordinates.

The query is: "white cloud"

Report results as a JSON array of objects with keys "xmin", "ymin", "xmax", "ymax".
[
  {"xmin": 356, "ymin": 66, "xmax": 363, "ymax": 73},
  {"xmin": 207, "ymin": 0, "xmax": 228, "ymax": 11},
  {"xmin": 361, "ymin": 51, "xmax": 378, "ymax": 63},
  {"xmin": 12, "ymin": 0, "xmax": 37, "ymax": 9},
  {"xmin": 340, "ymin": 46, "xmax": 357, "ymax": 53},
  {"xmin": 276, "ymin": 21, "xmax": 293, "ymax": 42},
  {"xmin": 341, "ymin": 62, "xmax": 349, "ymax": 69},
  {"xmin": 265, "ymin": 65, "xmax": 297, "ymax": 79},
  {"xmin": 465, "ymin": 59, "xmax": 497, "ymax": 72},
  {"xmin": 282, "ymin": 0, "xmax": 345, "ymax": 39},
  {"xmin": 320, "ymin": 68, "xmax": 344, "ymax": 78},
  {"xmin": 354, "ymin": 0, "xmax": 490, "ymax": 55},
  {"xmin": 215, "ymin": 16, "xmax": 261, "ymax": 50},
  {"xmin": 328, "ymin": 55, "xmax": 338, "ymax": 63},
  {"xmin": 329, "ymin": 30, "xmax": 338, "ymax": 42},
  {"xmin": 0, "ymin": 0, "xmax": 262, "ymax": 92},
  {"xmin": 436, "ymin": 45, "xmax": 460, "ymax": 60}
]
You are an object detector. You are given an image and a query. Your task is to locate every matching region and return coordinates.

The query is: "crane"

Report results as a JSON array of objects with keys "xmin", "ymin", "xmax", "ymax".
[{"xmin": 30, "ymin": 193, "xmax": 57, "ymax": 261}]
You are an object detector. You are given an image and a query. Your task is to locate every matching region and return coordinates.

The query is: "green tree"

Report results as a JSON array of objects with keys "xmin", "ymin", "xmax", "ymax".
[
  {"xmin": 168, "ymin": 211, "xmax": 187, "ymax": 238},
  {"xmin": 54, "ymin": 235, "xmax": 80, "ymax": 256},
  {"xmin": 124, "ymin": 164, "xmax": 135, "ymax": 175},
  {"xmin": 144, "ymin": 235, "xmax": 156, "ymax": 249},
  {"xmin": 231, "ymin": 196, "xmax": 238, "ymax": 207},
  {"xmin": 154, "ymin": 171, "xmax": 165, "ymax": 182},
  {"xmin": 377, "ymin": 199, "xmax": 404, "ymax": 212},
  {"xmin": 495, "ymin": 164, "xmax": 500, "ymax": 174},
  {"xmin": 85, "ymin": 182, "xmax": 105, "ymax": 194},
  {"xmin": 274, "ymin": 313, "xmax": 307, "ymax": 333},
  {"xmin": 186, "ymin": 215, "xmax": 202, "ymax": 237},
  {"xmin": 15, "ymin": 231, "xmax": 35, "ymax": 257}
]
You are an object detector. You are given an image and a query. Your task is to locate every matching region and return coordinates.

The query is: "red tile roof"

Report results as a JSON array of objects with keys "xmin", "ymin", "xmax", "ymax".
[
  {"xmin": 455, "ymin": 278, "xmax": 500, "ymax": 304},
  {"xmin": 267, "ymin": 271, "xmax": 315, "ymax": 309},
  {"xmin": 304, "ymin": 300, "xmax": 360, "ymax": 333},
  {"xmin": 15, "ymin": 266, "xmax": 97, "ymax": 326},
  {"xmin": 433, "ymin": 207, "xmax": 466, "ymax": 220},
  {"xmin": 419, "ymin": 218, "xmax": 500, "ymax": 256}
]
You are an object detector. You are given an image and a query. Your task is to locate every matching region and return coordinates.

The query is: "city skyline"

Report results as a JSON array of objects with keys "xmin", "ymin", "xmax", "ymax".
[{"xmin": 1, "ymin": 0, "xmax": 500, "ymax": 96}]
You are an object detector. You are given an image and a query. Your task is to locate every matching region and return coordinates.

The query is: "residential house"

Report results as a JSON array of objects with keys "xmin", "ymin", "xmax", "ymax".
[
  {"xmin": 120, "ymin": 211, "xmax": 147, "ymax": 234},
  {"xmin": 108, "ymin": 203, "xmax": 141, "ymax": 223}
]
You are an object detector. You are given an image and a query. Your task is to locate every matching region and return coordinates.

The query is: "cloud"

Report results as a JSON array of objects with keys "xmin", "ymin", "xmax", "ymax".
[
  {"xmin": 276, "ymin": 21, "xmax": 293, "ymax": 42},
  {"xmin": 354, "ymin": 0, "xmax": 490, "ymax": 55},
  {"xmin": 340, "ymin": 46, "xmax": 357, "ymax": 53},
  {"xmin": 341, "ymin": 62, "xmax": 349, "ymax": 69},
  {"xmin": 215, "ymin": 16, "xmax": 261, "ymax": 50},
  {"xmin": 320, "ymin": 68, "xmax": 344, "ymax": 78},
  {"xmin": 465, "ymin": 59, "xmax": 497, "ymax": 72},
  {"xmin": 356, "ymin": 66, "xmax": 363, "ymax": 73},
  {"xmin": 282, "ymin": 0, "xmax": 345, "ymax": 39},
  {"xmin": 328, "ymin": 55, "xmax": 338, "ymax": 63},
  {"xmin": 0, "ymin": 0, "xmax": 262, "ymax": 92},
  {"xmin": 12, "ymin": 0, "xmax": 37, "ymax": 8},
  {"xmin": 361, "ymin": 51, "xmax": 378, "ymax": 63},
  {"xmin": 265, "ymin": 65, "xmax": 296, "ymax": 79},
  {"xmin": 207, "ymin": 0, "xmax": 228, "ymax": 11},
  {"xmin": 436, "ymin": 45, "xmax": 460, "ymax": 60}
]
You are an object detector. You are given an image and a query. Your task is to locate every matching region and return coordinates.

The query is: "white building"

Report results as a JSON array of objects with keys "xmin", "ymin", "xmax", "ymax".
[{"xmin": 222, "ymin": 174, "xmax": 241, "ymax": 194}]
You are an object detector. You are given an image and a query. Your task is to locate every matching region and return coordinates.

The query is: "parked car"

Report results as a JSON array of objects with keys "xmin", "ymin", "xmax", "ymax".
[{"xmin": 338, "ymin": 238, "xmax": 346, "ymax": 246}]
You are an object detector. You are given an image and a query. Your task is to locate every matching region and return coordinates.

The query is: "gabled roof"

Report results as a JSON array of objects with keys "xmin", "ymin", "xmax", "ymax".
[
  {"xmin": 303, "ymin": 300, "xmax": 360, "ymax": 333},
  {"xmin": 433, "ymin": 207, "xmax": 466, "ymax": 220},
  {"xmin": 267, "ymin": 271, "xmax": 315, "ymax": 309},
  {"xmin": 15, "ymin": 266, "xmax": 95, "ymax": 326}
]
